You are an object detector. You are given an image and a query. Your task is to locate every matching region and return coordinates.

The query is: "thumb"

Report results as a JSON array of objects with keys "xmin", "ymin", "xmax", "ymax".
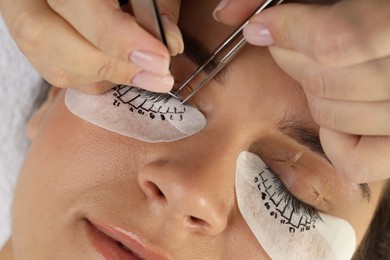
[
  {"xmin": 157, "ymin": 0, "xmax": 184, "ymax": 56},
  {"xmin": 243, "ymin": 1, "xmax": 386, "ymax": 67}
]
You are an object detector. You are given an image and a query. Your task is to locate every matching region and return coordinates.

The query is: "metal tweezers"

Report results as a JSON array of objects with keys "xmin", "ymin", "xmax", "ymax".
[
  {"xmin": 175, "ymin": 0, "xmax": 285, "ymax": 104},
  {"xmin": 131, "ymin": 0, "xmax": 168, "ymax": 47}
]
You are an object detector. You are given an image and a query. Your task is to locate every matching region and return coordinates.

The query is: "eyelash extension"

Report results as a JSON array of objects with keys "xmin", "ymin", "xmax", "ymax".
[
  {"xmin": 141, "ymin": 89, "xmax": 174, "ymax": 103},
  {"xmin": 266, "ymin": 167, "xmax": 323, "ymax": 222}
]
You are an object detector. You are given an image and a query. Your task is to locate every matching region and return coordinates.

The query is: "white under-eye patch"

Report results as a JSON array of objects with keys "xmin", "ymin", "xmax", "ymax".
[
  {"xmin": 65, "ymin": 86, "xmax": 206, "ymax": 142},
  {"xmin": 236, "ymin": 151, "xmax": 356, "ymax": 260}
]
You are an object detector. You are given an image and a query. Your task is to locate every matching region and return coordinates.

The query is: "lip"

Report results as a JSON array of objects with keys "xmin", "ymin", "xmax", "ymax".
[{"xmin": 87, "ymin": 219, "xmax": 168, "ymax": 260}]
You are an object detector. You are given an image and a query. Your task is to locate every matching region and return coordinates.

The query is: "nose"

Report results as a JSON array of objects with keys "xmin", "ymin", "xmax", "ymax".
[{"xmin": 138, "ymin": 152, "xmax": 234, "ymax": 236}]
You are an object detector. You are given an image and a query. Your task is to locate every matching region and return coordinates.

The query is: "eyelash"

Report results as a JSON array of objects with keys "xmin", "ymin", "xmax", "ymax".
[
  {"xmin": 140, "ymin": 92, "xmax": 320, "ymax": 224},
  {"xmin": 135, "ymin": 88, "xmax": 319, "ymax": 222},
  {"xmin": 266, "ymin": 166, "xmax": 322, "ymax": 222},
  {"xmin": 141, "ymin": 80, "xmax": 191, "ymax": 105},
  {"xmin": 142, "ymin": 90, "xmax": 175, "ymax": 103}
]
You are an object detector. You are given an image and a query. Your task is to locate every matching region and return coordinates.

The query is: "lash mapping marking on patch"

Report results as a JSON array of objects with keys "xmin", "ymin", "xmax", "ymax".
[
  {"xmin": 236, "ymin": 151, "xmax": 356, "ymax": 260},
  {"xmin": 65, "ymin": 86, "xmax": 206, "ymax": 142}
]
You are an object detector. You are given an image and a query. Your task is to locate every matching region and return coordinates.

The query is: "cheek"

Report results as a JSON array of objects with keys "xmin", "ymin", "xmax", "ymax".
[
  {"xmin": 12, "ymin": 95, "xmax": 146, "ymax": 232},
  {"xmin": 11, "ymin": 96, "xmax": 156, "ymax": 256}
]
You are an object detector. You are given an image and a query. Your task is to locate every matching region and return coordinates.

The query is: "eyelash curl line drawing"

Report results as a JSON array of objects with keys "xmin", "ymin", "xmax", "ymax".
[
  {"xmin": 112, "ymin": 85, "xmax": 186, "ymax": 122},
  {"xmin": 255, "ymin": 166, "xmax": 322, "ymax": 234}
]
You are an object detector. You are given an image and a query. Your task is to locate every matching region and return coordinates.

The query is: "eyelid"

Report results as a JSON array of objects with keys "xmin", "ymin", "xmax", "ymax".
[
  {"xmin": 266, "ymin": 158, "xmax": 332, "ymax": 213},
  {"xmin": 266, "ymin": 166, "xmax": 322, "ymax": 222}
]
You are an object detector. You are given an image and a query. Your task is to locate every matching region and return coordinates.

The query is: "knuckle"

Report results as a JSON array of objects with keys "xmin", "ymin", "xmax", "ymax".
[
  {"xmin": 43, "ymin": 66, "xmax": 73, "ymax": 88},
  {"xmin": 309, "ymin": 98, "xmax": 336, "ymax": 129},
  {"xmin": 96, "ymin": 8, "xmax": 129, "ymax": 58},
  {"xmin": 82, "ymin": 85, "xmax": 105, "ymax": 95},
  {"xmin": 47, "ymin": 0, "xmax": 68, "ymax": 13},
  {"xmin": 94, "ymin": 22, "xmax": 110, "ymax": 53},
  {"xmin": 95, "ymin": 10, "xmax": 112, "ymax": 45},
  {"xmin": 83, "ymin": 83, "xmax": 114, "ymax": 95},
  {"xmin": 158, "ymin": 0, "xmax": 181, "ymax": 20},
  {"xmin": 303, "ymin": 66, "xmax": 328, "ymax": 98},
  {"xmin": 96, "ymin": 59, "xmax": 118, "ymax": 81},
  {"xmin": 374, "ymin": 59, "xmax": 390, "ymax": 100},
  {"xmin": 309, "ymin": 16, "xmax": 359, "ymax": 67},
  {"xmin": 11, "ymin": 10, "xmax": 43, "ymax": 54},
  {"xmin": 279, "ymin": 19, "xmax": 294, "ymax": 50}
]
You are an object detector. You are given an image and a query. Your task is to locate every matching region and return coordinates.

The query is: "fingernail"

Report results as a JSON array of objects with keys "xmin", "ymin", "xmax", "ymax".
[
  {"xmin": 213, "ymin": 0, "xmax": 230, "ymax": 22},
  {"xmin": 161, "ymin": 15, "xmax": 184, "ymax": 56},
  {"xmin": 129, "ymin": 50, "xmax": 170, "ymax": 75},
  {"xmin": 132, "ymin": 71, "xmax": 174, "ymax": 92},
  {"xmin": 244, "ymin": 23, "xmax": 274, "ymax": 46}
]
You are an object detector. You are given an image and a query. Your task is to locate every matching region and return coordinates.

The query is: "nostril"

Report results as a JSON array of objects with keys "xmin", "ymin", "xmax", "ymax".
[
  {"xmin": 144, "ymin": 181, "xmax": 166, "ymax": 201},
  {"xmin": 188, "ymin": 216, "xmax": 210, "ymax": 229}
]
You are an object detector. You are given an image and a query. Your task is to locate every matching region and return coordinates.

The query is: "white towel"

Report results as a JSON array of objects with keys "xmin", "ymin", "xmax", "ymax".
[{"xmin": 0, "ymin": 14, "xmax": 42, "ymax": 248}]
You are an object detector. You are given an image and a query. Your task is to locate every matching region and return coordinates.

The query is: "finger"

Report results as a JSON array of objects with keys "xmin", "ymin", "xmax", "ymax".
[
  {"xmin": 306, "ymin": 56, "xmax": 390, "ymax": 102},
  {"xmin": 157, "ymin": 0, "xmax": 184, "ymax": 56},
  {"xmin": 213, "ymin": 0, "xmax": 263, "ymax": 25},
  {"xmin": 47, "ymin": 0, "xmax": 171, "ymax": 67},
  {"xmin": 77, "ymin": 81, "xmax": 116, "ymax": 95},
  {"xmin": 269, "ymin": 47, "xmax": 390, "ymax": 102},
  {"xmin": 3, "ymin": 0, "xmax": 137, "ymax": 84},
  {"xmin": 7, "ymin": 0, "xmax": 173, "ymax": 92},
  {"xmin": 244, "ymin": 0, "xmax": 390, "ymax": 67},
  {"xmin": 34, "ymin": 61, "xmax": 116, "ymax": 93},
  {"xmin": 33, "ymin": 55, "xmax": 174, "ymax": 94},
  {"xmin": 307, "ymin": 93, "xmax": 390, "ymax": 135},
  {"xmin": 30, "ymin": 56, "xmax": 136, "ymax": 88},
  {"xmin": 212, "ymin": 0, "xmax": 340, "ymax": 25},
  {"xmin": 320, "ymin": 128, "xmax": 390, "ymax": 183}
]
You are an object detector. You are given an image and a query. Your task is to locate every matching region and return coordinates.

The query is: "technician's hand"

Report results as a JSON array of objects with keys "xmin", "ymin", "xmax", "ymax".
[
  {"xmin": 0, "ymin": 0, "xmax": 183, "ymax": 94},
  {"xmin": 214, "ymin": 0, "xmax": 390, "ymax": 184}
]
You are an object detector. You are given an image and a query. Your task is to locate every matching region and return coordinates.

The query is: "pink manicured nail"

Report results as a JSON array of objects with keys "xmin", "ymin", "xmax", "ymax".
[
  {"xmin": 132, "ymin": 71, "xmax": 174, "ymax": 92},
  {"xmin": 213, "ymin": 0, "xmax": 230, "ymax": 22},
  {"xmin": 130, "ymin": 50, "xmax": 170, "ymax": 75},
  {"xmin": 244, "ymin": 23, "xmax": 274, "ymax": 46}
]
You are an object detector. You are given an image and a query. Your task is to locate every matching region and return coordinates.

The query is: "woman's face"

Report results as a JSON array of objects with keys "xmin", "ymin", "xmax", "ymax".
[{"xmin": 10, "ymin": 1, "xmax": 384, "ymax": 259}]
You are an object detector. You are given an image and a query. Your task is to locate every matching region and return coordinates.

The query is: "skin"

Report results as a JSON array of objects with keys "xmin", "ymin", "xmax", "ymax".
[
  {"xmin": 0, "ymin": 0, "xmax": 183, "ymax": 92},
  {"xmin": 215, "ymin": 0, "xmax": 390, "ymax": 184},
  {"xmin": 0, "ymin": 0, "xmax": 386, "ymax": 259},
  {"xmin": 1, "ymin": 0, "xmax": 388, "ymax": 181}
]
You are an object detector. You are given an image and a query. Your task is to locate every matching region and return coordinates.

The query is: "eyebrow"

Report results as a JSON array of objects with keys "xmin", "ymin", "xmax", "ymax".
[
  {"xmin": 180, "ymin": 32, "xmax": 372, "ymax": 201},
  {"xmin": 278, "ymin": 113, "xmax": 371, "ymax": 201},
  {"xmin": 181, "ymin": 31, "xmax": 230, "ymax": 83},
  {"xmin": 277, "ymin": 114, "xmax": 327, "ymax": 159}
]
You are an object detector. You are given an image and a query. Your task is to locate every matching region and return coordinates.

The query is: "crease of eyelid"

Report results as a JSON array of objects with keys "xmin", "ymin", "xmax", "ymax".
[
  {"xmin": 267, "ymin": 167, "xmax": 323, "ymax": 222},
  {"xmin": 268, "ymin": 159, "xmax": 332, "ymax": 212},
  {"xmin": 276, "ymin": 113, "xmax": 372, "ymax": 202},
  {"xmin": 269, "ymin": 155, "xmax": 372, "ymax": 206}
]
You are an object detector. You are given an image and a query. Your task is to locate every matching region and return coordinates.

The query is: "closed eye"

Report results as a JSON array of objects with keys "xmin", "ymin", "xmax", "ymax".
[{"xmin": 253, "ymin": 165, "xmax": 322, "ymax": 234}]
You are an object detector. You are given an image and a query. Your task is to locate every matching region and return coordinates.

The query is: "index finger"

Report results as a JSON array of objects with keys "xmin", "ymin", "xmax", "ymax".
[
  {"xmin": 320, "ymin": 128, "xmax": 390, "ymax": 184},
  {"xmin": 47, "ymin": 0, "xmax": 170, "ymax": 63},
  {"xmin": 243, "ymin": 0, "xmax": 390, "ymax": 67},
  {"xmin": 213, "ymin": 0, "xmax": 338, "ymax": 25}
]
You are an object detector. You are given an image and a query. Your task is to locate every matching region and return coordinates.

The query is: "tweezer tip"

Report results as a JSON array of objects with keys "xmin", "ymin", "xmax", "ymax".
[
  {"xmin": 168, "ymin": 91, "xmax": 179, "ymax": 99},
  {"xmin": 180, "ymin": 93, "xmax": 195, "ymax": 105}
]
